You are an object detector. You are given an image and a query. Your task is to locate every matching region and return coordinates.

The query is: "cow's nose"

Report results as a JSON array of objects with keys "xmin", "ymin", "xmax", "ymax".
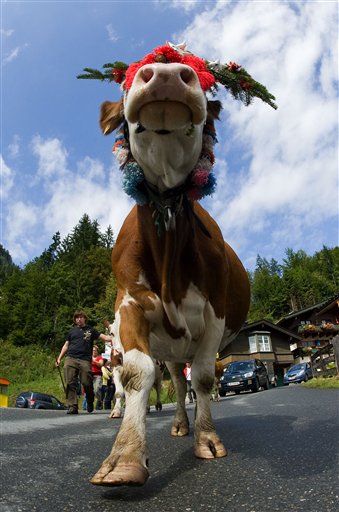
[
  {"xmin": 137, "ymin": 64, "xmax": 197, "ymax": 87},
  {"xmin": 132, "ymin": 63, "xmax": 200, "ymax": 91}
]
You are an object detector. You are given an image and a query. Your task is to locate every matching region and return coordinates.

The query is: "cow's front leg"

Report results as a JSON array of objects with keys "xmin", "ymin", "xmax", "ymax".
[
  {"xmin": 91, "ymin": 350, "xmax": 155, "ymax": 486},
  {"xmin": 192, "ymin": 361, "xmax": 227, "ymax": 459},
  {"xmin": 166, "ymin": 361, "xmax": 189, "ymax": 437}
]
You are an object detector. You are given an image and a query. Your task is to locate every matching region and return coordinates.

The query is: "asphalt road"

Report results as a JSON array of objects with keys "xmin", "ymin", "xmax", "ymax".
[{"xmin": 1, "ymin": 386, "xmax": 338, "ymax": 512}]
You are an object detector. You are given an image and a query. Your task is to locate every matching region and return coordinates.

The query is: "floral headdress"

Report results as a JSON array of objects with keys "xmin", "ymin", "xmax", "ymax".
[
  {"xmin": 78, "ymin": 43, "xmax": 277, "ymax": 210},
  {"xmin": 78, "ymin": 42, "xmax": 277, "ymax": 109}
]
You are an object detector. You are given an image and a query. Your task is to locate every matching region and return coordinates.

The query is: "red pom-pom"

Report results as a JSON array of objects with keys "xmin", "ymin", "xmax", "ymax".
[
  {"xmin": 124, "ymin": 45, "xmax": 215, "ymax": 91},
  {"xmin": 192, "ymin": 169, "xmax": 209, "ymax": 186}
]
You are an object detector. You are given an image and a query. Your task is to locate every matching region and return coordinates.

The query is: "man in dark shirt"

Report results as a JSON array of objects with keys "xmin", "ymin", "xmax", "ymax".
[{"xmin": 56, "ymin": 310, "xmax": 113, "ymax": 414}]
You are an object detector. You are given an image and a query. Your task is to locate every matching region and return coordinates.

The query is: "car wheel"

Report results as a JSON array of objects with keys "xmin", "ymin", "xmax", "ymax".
[
  {"xmin": 304, "ymin": 374, "xmax": 309, "ymax": 382},
  {"xmin": 252, "ymin": 378, "xmax": 260, "ymax": 392},
  {"xmin": 15, "ymin": 397, "xmax": 28, "ymax": 408},
  {"xmin": 219, "ymin": 391, "xmax": 226, "ymax": 397},
  {"xmin": 235, "ymin": 391, "xmax": 241, "ymax": 395}
]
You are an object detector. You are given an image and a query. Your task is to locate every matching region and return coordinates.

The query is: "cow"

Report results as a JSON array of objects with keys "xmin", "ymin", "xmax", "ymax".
[{"xmin": 80, "ymin": 42, "xmax": 276, "ymax": 487}]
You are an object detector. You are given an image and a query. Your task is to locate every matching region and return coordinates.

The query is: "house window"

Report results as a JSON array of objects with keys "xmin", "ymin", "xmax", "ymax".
[
  {"xmin": 248, "ymin": 333, "xmax": 272, "ymax": 353},
  {"xmin": 248, "ymin": 335, "xmax": 257, "ymax": 353},
  {"xmin": 258, "ymin": 335, "xmax": 271, "ymax": 352}
]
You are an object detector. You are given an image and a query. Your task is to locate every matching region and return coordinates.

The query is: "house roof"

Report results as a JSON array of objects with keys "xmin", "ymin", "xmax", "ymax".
[
  {"xmin": 276, "ymin": 293, "xmax": 339, "ymax": 325},
  {"xmin": 316, "ymin": 297, "xmax": 339, "ymax": 317},
  {"xmin": 240, "ymin": 319, "xmax": 302, "ymax": 340}
]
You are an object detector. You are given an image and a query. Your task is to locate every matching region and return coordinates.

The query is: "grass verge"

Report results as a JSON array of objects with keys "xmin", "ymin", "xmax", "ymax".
[{"xmin": 303, "ymin": 375, "xmax": 339, "ymax": 389}]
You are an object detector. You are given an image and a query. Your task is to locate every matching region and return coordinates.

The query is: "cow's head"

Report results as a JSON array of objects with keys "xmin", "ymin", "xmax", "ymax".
[
  {"xmin": 79, "ymin": 42, "xmax": 276, "ymax": 206},
  {"xmin": 123, "ymin": 61, "xmax": 212, "ymax": 191}
]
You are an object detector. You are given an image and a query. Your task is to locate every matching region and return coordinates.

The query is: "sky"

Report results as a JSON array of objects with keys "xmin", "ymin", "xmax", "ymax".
[{"xmin": 1, "ymin": 0, "xmax": 338, "ymax": 272}]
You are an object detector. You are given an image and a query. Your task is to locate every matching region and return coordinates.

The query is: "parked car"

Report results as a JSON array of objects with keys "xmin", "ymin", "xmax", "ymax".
[
  {"xmin": 15, "ymin": 391, "xmax": 67, "ymax": 410},
  {"xmin": 219, "ymin": 359, "xmax": 270, "ymax": 396},
  {"xmin": 283, "ymin": 362, "xmax": 313, "ymax": 385}
]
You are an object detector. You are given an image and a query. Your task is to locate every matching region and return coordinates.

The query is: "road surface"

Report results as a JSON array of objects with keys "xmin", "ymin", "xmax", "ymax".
[{"xmin": 1, "ymin": 386, "xmax": 338, "ymax": 512}]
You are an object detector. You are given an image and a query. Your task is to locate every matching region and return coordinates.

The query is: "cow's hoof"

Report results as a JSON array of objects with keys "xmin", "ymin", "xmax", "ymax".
[
  {"xmin": 171, "ymin": 422, "xmax": 189, "ymax": 437},
  {"xmin": 194, "ymin": 436, "xmax": 227, "ymax": 459},
  {"xmin": 155, "ymin": 402, "xmax": 162, "ymax": 411},
  {"xmin": 90, "ymin": 462, "xmax": 149, "ymax": 487},
  {"xmin": 109, "ymin": 411, "xmax": 122, "ymax": 419}
]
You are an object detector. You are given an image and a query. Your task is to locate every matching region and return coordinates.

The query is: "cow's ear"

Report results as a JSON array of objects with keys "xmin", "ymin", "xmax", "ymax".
[
  {"xmin": 100, "ymin": 99, "xmax": 124, "ymax": 135},
  {"xmin": 207, "ymin": 100, "xmax": 223, "ymax": 121}
]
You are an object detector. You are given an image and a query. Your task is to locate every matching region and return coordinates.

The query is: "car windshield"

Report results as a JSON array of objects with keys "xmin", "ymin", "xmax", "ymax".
[
  {"xmin": 225, "ymin": 362, "xmax": 254, "ymax": 373},
  {"xmin": 288, "ymin": 364, "xmax": 305, "ymax": 372}
]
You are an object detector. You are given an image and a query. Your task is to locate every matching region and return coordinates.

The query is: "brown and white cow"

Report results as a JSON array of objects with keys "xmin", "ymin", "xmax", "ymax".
[{"xmin": 90, "ymin": 45, "xmax": 251, "ymax": 487}]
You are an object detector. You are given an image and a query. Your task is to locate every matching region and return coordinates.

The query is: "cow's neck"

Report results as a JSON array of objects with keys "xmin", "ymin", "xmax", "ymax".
[
  {"xmin": 137, "ymin": 200, "xmax": 206, "ymax": 306},
  {"xmin": 130, "ymin": 126, "xmax": 203, "ymax": 192},
  {"xmin": 142, "ymin": 179, "xmax": 211, "ymax": 238}
]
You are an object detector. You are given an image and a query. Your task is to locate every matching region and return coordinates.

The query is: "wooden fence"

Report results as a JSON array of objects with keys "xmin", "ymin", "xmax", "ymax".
[{"xmin": 310, "ymin": 335, "xmax": 339, "ymax": 377}]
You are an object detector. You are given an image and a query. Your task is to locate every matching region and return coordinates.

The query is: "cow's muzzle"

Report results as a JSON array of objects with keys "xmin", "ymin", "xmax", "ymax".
[{"xmin": 124, "ymin": 63, "xmax": 207, "ymax": 126}]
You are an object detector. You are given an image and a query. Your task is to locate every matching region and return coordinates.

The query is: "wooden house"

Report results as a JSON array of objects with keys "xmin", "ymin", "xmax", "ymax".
[
  {"xmin": 219, "ymin": 320, "xmax": 301, "ymax": 386},
  {"xmin": 276, "ymin": 294, "xmax": 339, "ymax": 360}
]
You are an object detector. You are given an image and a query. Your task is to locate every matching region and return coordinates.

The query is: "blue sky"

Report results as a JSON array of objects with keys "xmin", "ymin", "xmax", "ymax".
[{"xmin": 1, "ymin": 0, "xmax": 338, "ymax": 271}]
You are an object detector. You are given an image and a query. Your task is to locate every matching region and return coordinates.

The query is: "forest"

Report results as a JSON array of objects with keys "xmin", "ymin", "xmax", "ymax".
[{"xmin": 1, "ymin": 213, "xmax": 338, "ymax": 352}]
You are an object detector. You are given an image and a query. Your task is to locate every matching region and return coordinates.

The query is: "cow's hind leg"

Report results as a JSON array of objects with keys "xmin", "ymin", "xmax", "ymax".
[
  {"xmin": 166, "ymin": 361, "xmax": 189, "ymax": 437},
  {"xmin": 192, "ymin": 362, "xmax": 227, "ymax": 459},
  {"xmin": 91, "ymin": 350, "xmax": 154, "ymax": 486}
]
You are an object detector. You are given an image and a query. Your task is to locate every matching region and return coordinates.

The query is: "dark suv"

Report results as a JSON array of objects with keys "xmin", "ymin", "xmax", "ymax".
[
  {"xmin": 15, "ymin": 391, "xmax": 67, "ymax": 410},
  {"xmin": 219, "ymin": 359, "xmax": 269, "ymax": 396}
]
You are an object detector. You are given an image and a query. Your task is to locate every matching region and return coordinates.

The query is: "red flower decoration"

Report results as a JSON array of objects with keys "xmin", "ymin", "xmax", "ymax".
[
  {"xmin": 112, "ymin": 68, "xmax": 125, "ymax": 84},
  {"xmin": 227, "ymin": 61, "xmax": 241, "ymax": 72},
  {"xmin": 125, "ymin": 45, "xmax": 215, "ymax": 91}
]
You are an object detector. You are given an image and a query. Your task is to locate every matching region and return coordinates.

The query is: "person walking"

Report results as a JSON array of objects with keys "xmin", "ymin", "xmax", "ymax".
[
  {"xmin": 184, "ymin": 362, "xmax": 196, "ymax": 403},
  {"xmin": 101, "ymin": 358, "xmax": 114, "ymax": 410},
  {"xmin": 56, "ymin": 310, "xmax": 112, "ymax": 415},
  {"xmin": 92, "ymin": 345, "xmax": 104, "ymax": 410}
]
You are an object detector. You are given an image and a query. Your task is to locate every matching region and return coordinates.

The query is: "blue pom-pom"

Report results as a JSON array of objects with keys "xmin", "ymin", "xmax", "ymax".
[
  {"xmin": 122, "ymin": 162, "xmax": 147, "ymax": 205},
  {"xmin": 202, "ymin": 172, "xmax": 217, "ymax": 197}
]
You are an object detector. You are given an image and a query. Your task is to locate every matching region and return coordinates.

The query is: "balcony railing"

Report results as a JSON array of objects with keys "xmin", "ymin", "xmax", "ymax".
[{"xmin": 297, "ymin": 323, "xmax": 339, "ymax": 335}]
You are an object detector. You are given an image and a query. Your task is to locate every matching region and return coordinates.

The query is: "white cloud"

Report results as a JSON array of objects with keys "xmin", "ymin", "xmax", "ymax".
[
  {"xmin": 8, "ymin": 135, "xmax": 20, "ymax": 159},
  {"xmin": 31, "ymin": 135, "xmax": 69, "ymax": 179},
  {"xmin": 106, "ymin": 24, "xmax": 119, "ymax": 42},
  {"xmin": 42, "ymin": 162, "xmax": 132, "ymax": 242},
  {"xmin": 0, "ymin": 155, "xmax": 15, "ymax": 199},
  {"xmin": 76, "ymin": 156, "xmax": 105, "ymax": 181},
  {"xmin": 3, "ymin": 135, "xmax": 132, "ymax": 263},
  {"xmin": 2, "ymin": 43, "xmax": 28, "ymax": 65},
  {"xmin": 155, "ymin": 0, "xmax": 199, "ymax": 11},
  {"xmin": 1, "ymin": 28, "xmax": 14, "ymax": 37},
  {"xmin": 177, "ymin": 1, "xmax": 338, "ymax": 264},
  {"xmin": 5, "ymin": 201, "xmax": 40, "ymax": 261}
]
